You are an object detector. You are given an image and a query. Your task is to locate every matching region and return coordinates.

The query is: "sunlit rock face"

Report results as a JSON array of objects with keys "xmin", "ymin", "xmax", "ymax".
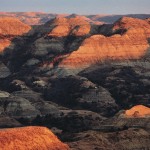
[
  {"xmin": 0, "ymin": 17, "xmax": 31, "ymax": 52},
  {"xmin": 113, "ymin": 17, "xmax": 150, "ymax": 30},
  {"xmin": 0, "ymin": 126, "xmax": 70, "ymax": 150},
  {"xmin": 33, "ymin": 16, "xmax": 91, "ymax": 57},
  {"xmin": 59, "ymin": 17, "xmax": 150, "ymax": 69},
  {"xmin": 0, "ymin": 39, "xmax": 11, "ymax": 53},
  {"xmin": 48, "ymin": 16, "xmax": 91, "ymax": 37},
  {"xmin": 59, "ymin": 34, "xmax": 149, "ymax": 68},
  {"xmin": 112, "ymin": 17, "xmax": 150, "ymax": 38},
  {"xmin": 0, "ymin": 17, "xmax": 31, "ymax": 36},
  {"xmin": 125, "ymin": 105, "xmax": 150, "ymax": 117},
  {"xmin": 1, "ymin": 16, "xmax": 150, "ymax": 75}
]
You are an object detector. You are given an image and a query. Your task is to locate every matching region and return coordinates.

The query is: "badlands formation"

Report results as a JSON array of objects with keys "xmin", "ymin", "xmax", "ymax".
[
  {"xmin": 59, "ymin": 17, "xmax": 150, "ymax": 68},
  {"xmin": 0, "ymin": 126, "xmax": 69, "ymax": 150},
  {"xmin": 0, "ymin": 14, "xmax": 150, "ymax": 150},
  {"xmin": 125, "ymin": 105, "xmax": 150, "ymax": 117},
  {"xmin": 0, "ymin": 17, "xmax": 31, "ymax": 52}
]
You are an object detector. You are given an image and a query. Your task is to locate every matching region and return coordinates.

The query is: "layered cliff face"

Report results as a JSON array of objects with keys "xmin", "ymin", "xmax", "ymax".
[
  {"xmin": 59, "ymin": 17, "xmax": 150, "ymax": 69},
  {"xmin": 0, "ymin": 126, "xmax": 69, "ymax": 150},
  {"xmin": 0, "ymin": 17, "xmax": 31, "ymax": 36},
  {"xmin": 1, "ymin": 16, "xmax": 149, "ymax": 70},
  {"xmin": 33, "ymin": 16, "xmax": 91, "ymax": 57},
  {"xmin": 48, "ymin": 17, "xmax": 91, "ymax": 37},
  {"xmin": 0, "ymin": 17, "xmax": 31, "ymax": 52},
  {"xmin": 1, "ymin": 16, "xmax": 149, "ymax": 76},
  {"xmin": 112, "ymin": 17, "xmax": 150, "ymax": 37},
  {"xmin": 59, "ymin": 34, "xmax": 149, "ymax": 68}
]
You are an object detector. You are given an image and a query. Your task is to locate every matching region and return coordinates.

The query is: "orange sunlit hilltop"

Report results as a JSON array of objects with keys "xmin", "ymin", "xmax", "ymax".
[
  {"xmin": 59, "ymin": 17, "xmax": 150, "ymax": 69},
  {"xmin": 48, "ymin": 16, "xmax": 91, "ymax": 37},
  {"xmin": 0, "ymin": 17, "xmax": 31, "ymax": 35},
  {"xmin": 0, "ymin": 126, "xmax": 70, "ymax": 150},
  {"xmin": 0, "ymin": 17, "xmax": 31, "ymax": 52},
  {"xmin": 125, "ymin": 105, "xmax": 150, "ymax": 117}
]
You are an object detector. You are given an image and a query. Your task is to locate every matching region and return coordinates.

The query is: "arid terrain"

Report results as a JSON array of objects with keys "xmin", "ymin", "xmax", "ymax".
[{"xmin": 0, "ymin": 13, "xmax": 150, "ymax": 150}]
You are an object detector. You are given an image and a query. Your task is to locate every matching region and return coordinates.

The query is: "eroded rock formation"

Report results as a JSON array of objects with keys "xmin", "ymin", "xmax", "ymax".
[
  {"xmin": 48, "ymin": 16, "xmax": 91, "ymax": 37},
  {"xmin": 0, "ymin": 126, "xmax": 69, "ymax": 150},
  {"xmin": 0, "ymin": 16, "xmax": 149, "ymax": 150},
  {"xmin": 0, "ymin": 17, "xmax": 31, "ymax": 52},
  {"xmin": 59, "ymin": 17, "xmax": 150, "ymax": 69},
  {"xmin": 125, "ymin": 105, "xmax": 150, "ymax": 117}
]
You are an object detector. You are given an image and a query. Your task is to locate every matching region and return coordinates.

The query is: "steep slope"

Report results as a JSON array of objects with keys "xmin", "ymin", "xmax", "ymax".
[
  {"xmin": 112, "ymin": 17, "xmax": 150, "ymax": 37},
  {"xmin": 58, "ymin": 17, "xmax": 150, "ymax": 69},
  {"xmin": 0, "ymin": 17, "xmax": 31, "ymax": 36},
  {"xmin": 32, "ymin": 16, "xmax": 91, "ymax": 58},
  {"xmin": 2, "ymin": 17, "xmax": 149, "ymax": 76},
  {"xmin": 0, "ymin": 17, "xmax": 31, "ymax": 52},
  {"xmin": 47, "ymin": 16, "xmax": 91, "ymax": 37},
  {"xmin": 0, "ymin": 126, "xmax": 69, "ymax": 150}
]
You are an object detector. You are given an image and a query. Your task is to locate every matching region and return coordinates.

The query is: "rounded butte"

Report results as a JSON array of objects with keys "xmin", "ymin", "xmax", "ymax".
[
  {"xmin": 0, "ymin": 126, "xmax": 70, "ymax": 150},
  {"xmin": 125, "ymin": 105, "xmax": 150, "ymax": 117}
]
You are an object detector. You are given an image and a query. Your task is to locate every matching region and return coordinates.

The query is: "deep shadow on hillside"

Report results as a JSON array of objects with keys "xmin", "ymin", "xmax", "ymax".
[
  {"xmin": 1, "ymin": 22, "xmax": 91, "ymax": 73},
  {"xmin": 0, "ymin": 17, "xmax": 150, "ymax": 110}
]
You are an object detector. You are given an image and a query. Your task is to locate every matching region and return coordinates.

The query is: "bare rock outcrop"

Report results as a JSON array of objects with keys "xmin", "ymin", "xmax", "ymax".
[
  {"xmin": 0, "ymin": 17, "xmax": 31, "ymax": 52},
  {"xmin": 125, "ymin": 105, "xmax": 150, "ymax": 117},
  {"xmin": 0, "ymin": 17, "xmax": 31, "ymax": 36},
  {"xmin": 33, "ymin": 16, "xmax": 91, "ymax": 57},
  {"xmin": 59, "ymin": 17, "xmax": 150, "ymax": 69},
  {"xmin": 0, "ymin": 126, "xmax": 70, "ymax": 150},
  {"xmin": 48, "ymin": 16, "xmax": 91, "ymax": 37}
]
